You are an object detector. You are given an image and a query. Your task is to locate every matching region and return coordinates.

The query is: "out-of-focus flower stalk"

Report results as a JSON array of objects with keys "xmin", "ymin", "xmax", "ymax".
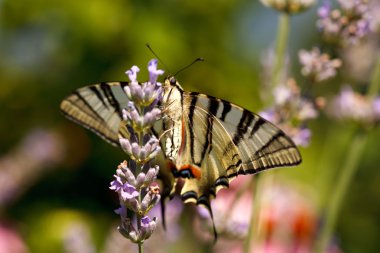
[
  {"xmin": 369, "ymin": 56, "xmax": 380, "ymax": 97},
  {"xmin": 270, "ymin": 13, "xmax": 290, "ymax": 101},
  {"xmin": 315, "ymin": 132, "xmax": 367, "ymax": 253},
  {"xmin": 243, "ymin": 174, "xmax": 268, "ymax": 253},
  {"xmin": 245, "ymin": 11, "xmax": 292, "ymax": 253},
  {"xmin": 315, "ymin": 51, "xmax": 380, "ymax": 253}
]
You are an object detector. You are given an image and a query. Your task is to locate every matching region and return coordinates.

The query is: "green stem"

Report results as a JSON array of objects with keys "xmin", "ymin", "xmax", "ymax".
[
  {"xmin": 243, "ymin": 174, "xmax": 273, "ymax": 253},
  {"xmin": 136, "ymin": 105, "xmax": 146, "ymax": 253},
  {"xmin": 243, "ymin": 179, "xmax": 257, "ymax": 253},
  {"xmin": 138, "ymin": 242, "xmax": 143, "ymax": 253},
  {"xmin": 314, "ymin": 132, "xmax": 367, "ymax": 253},
  {"xmin": 368, "ymin": 55, "xmax": 380, "ymax": 97},
  {"xmin": 271, "ymin": 13, "xmax": 290, "ymax": 92}
]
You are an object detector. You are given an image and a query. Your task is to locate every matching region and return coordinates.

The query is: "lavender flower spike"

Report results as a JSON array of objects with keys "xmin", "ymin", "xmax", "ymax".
[{"xmin": 110, "ymin": 60, "xmax": 163, "ymax": 248}]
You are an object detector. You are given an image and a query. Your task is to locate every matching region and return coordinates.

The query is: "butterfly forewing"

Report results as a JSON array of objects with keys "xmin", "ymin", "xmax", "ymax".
[{"xmin": 60, "ymin": 82, "xmax": 129, "ymax": 146}]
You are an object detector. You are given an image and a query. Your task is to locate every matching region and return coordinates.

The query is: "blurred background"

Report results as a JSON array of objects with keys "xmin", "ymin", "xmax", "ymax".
[{"xmin": 1, "ymin": 0, "xmax": 380, "ymax": 252}]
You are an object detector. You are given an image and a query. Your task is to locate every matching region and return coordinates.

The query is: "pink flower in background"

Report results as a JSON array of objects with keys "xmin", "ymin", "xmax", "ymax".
[{"xmin": 0, "ymin": 224, "xmax": 28, "ymax": 253}]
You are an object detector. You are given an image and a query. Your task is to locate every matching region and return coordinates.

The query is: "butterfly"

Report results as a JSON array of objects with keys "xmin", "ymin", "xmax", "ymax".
[{"xmin": 60, "ymin": 74, "xmax": 302, "ymax": 233}]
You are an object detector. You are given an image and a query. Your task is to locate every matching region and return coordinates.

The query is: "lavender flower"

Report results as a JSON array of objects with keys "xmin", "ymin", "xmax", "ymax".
[
  {"xmin": 110, "ymin": 59, "xmax": 164, "ymax": 247},
  {"xmin": 328, "ymin": 85, "xmax": 380, "ymax": 125},
  {"xmin": 317, "ymin": 0, "xmax": 372, "ymax": 45},
  {"xmin": 299, "ymin": 47, "xmax": 342, "ymax": 82},
  {"xmin": 260, "ymin": 79, "xmax": 318, "ymax": 146}
]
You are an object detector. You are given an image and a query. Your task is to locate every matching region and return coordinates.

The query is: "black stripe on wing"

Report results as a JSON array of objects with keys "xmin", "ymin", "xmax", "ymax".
[{"xmin": 188, "ymin": 93, "xmax": 199, "ymax": 165}]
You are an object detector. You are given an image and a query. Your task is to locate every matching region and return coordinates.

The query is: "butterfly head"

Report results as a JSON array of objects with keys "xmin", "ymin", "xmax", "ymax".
[{"xmin": 165, "ymin": 76, "xmax": 183, "ymax": 90}]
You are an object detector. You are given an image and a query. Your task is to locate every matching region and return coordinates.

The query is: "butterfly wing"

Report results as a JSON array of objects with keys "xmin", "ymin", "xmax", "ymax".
[
  {"xmin": 60, "ymin": 82, "xmax": 129, "ymax": 146},
  {"xmin": 60, "ymin": 82, "xmax": 176, "ymax": 224},
  {"xmin": 174, "ymin": 92, "xmax": 301, "ymax": 206}
]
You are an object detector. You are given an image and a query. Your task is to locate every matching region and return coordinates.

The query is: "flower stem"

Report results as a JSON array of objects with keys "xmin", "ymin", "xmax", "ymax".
[
  {"xmin": 243, "ymin": 174, "xmax": 273, "ymax": 253},
  {"xmin": 243, "ymin": 179, "xmax": 257, "ymax": 253},
  {"xmin": 314, "ymin": 131, "xmax": 367, "ymax": 253},
  {"xmin": 138, "ymin": 242, "xmax": 143, "ymax": 253},
  {"xmin": 368, "ymin": 55, "xmax": 380, "ymax": 97},
  {"xmin": 271, "ymin": 13, "xmax": 290, "ymax": 92}
]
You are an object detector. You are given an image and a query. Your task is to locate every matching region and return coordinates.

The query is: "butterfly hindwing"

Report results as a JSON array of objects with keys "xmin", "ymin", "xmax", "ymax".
[{"xmin": 170, "ymin": 91, "xmax": 301, "ymax": 206}]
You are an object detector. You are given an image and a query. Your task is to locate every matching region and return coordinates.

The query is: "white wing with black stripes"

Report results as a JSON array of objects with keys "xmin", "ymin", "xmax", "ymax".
[
  {"xmin": 159, "ymin": 77, "xmax": 301, "ymax": 211},
  {"xmin": 60, "ymin": 82, "xmax": 129, "ymax": 146}
]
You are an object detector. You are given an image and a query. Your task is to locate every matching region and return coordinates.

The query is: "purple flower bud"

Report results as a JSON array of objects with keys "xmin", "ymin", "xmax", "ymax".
[
  {"xmin": 119, "ymin": 138, "xmax": 132, "ymax": 155},
  {"xmin": 143, "ymin": 108, "xmax": 162, "ymax": 126},
  {"xmin": 125, "ymin": 198, "xmax": 140, "ymax": 213},
  {"xmin": 129, "ymin": 107, "xmax": 141, "ymax": 124},
  {"xmin": 115, "ymin": 205, "xmax": 128, "ymax": 218},
  {"xmin": 148, "ymin": 59, "xmax": 164, "ymax": 84},
  {"xmin": 143, "ymin": 136, "xmax": 160, "ymax": 160},
  {"xmin": 140, "ymin": 216, "xmax": 157, "ymax": 240},
  {"xmin": 118, "ymin": 162, "xmax": 137, "ymax": 186},
  {"xmin": 109, "ymin": 175, "xmax": 123, "ymax": 192},
  {"xmin": 125, "ymin": 66, "xmax": 140, "ymax": 84},
  {"xmin": 139, "ymin": 147, "xmax": 147, "ymax": 160},
  {"xmin": 144, "ymin": 166, "xmax": 159, "ymax": 185},
  {"xmin": 130, "ymin": 83, "xmax": 144, "ymax": 101},
  {"xmin": 121, "ymin": 183, "xmax": 139, "ymax": 201},
  {"xmin": 131, "ymin": 142, "xmax": 140, "ymax": 158},
  {"xmin": 128, "ymin": 230, "xmax": 138, "ymax": 243},
  {"xmin": 136, "ymin": 172, "xmax": 146, "ymax": 189},
  {"xmin": 141, "ymin": 185, "xmax": 161, "ymax": 213}
]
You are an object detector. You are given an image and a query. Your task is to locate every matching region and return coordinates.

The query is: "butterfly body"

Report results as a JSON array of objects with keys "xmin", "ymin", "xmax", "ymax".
[{"xmin": 60, "ymin": 76, "xmax": 301, "ymax": 207}]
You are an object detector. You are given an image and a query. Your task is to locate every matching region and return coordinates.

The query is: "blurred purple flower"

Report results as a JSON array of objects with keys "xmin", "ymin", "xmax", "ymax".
[
  {"xmin": 292, "ymin": 127, "xmax": 312, "ymax": 147},
  {"xmin": 0, "ymin": 128, "xmax": 65, "ymax": 206},
  {"xmin": 328, "ymin": 85, "xmax": 380, "ymax": 125},
  {"xmin": 299, "ymin": 47, "xmax": 341, "ymax": 82},
  {"xmin": 317, "ymin": 0, "xmax": 372, "ymax": 45},
  {"xmin": 260, "ymin": 79, "xmax": 318, "ymax": 146}
]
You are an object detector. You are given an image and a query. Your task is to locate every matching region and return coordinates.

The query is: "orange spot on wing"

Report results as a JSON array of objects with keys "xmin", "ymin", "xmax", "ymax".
[{"xmin": 180, "ymin": 164, "xmax": 202, "ymax": 179}]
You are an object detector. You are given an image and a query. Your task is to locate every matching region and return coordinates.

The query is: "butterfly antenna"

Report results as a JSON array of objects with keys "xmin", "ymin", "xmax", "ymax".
[
  {"xmin": 146, "ymin": 43, "xmax": 171, "ymax": 73},
  {"xmin": 174, "ymin": 57, "xmax": 204, "ymax": 77}
]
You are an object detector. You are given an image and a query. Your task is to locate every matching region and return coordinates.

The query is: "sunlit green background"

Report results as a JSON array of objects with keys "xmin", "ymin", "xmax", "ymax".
[{"xmin": 1, "ymin": 0, "xmax": 380, "ymax": 252}]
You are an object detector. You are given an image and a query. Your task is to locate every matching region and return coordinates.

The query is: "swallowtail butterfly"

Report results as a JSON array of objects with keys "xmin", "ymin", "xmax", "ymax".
[{"xmin": 60, "ymin": 74, "xmax": 302, "ymax": 229}]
